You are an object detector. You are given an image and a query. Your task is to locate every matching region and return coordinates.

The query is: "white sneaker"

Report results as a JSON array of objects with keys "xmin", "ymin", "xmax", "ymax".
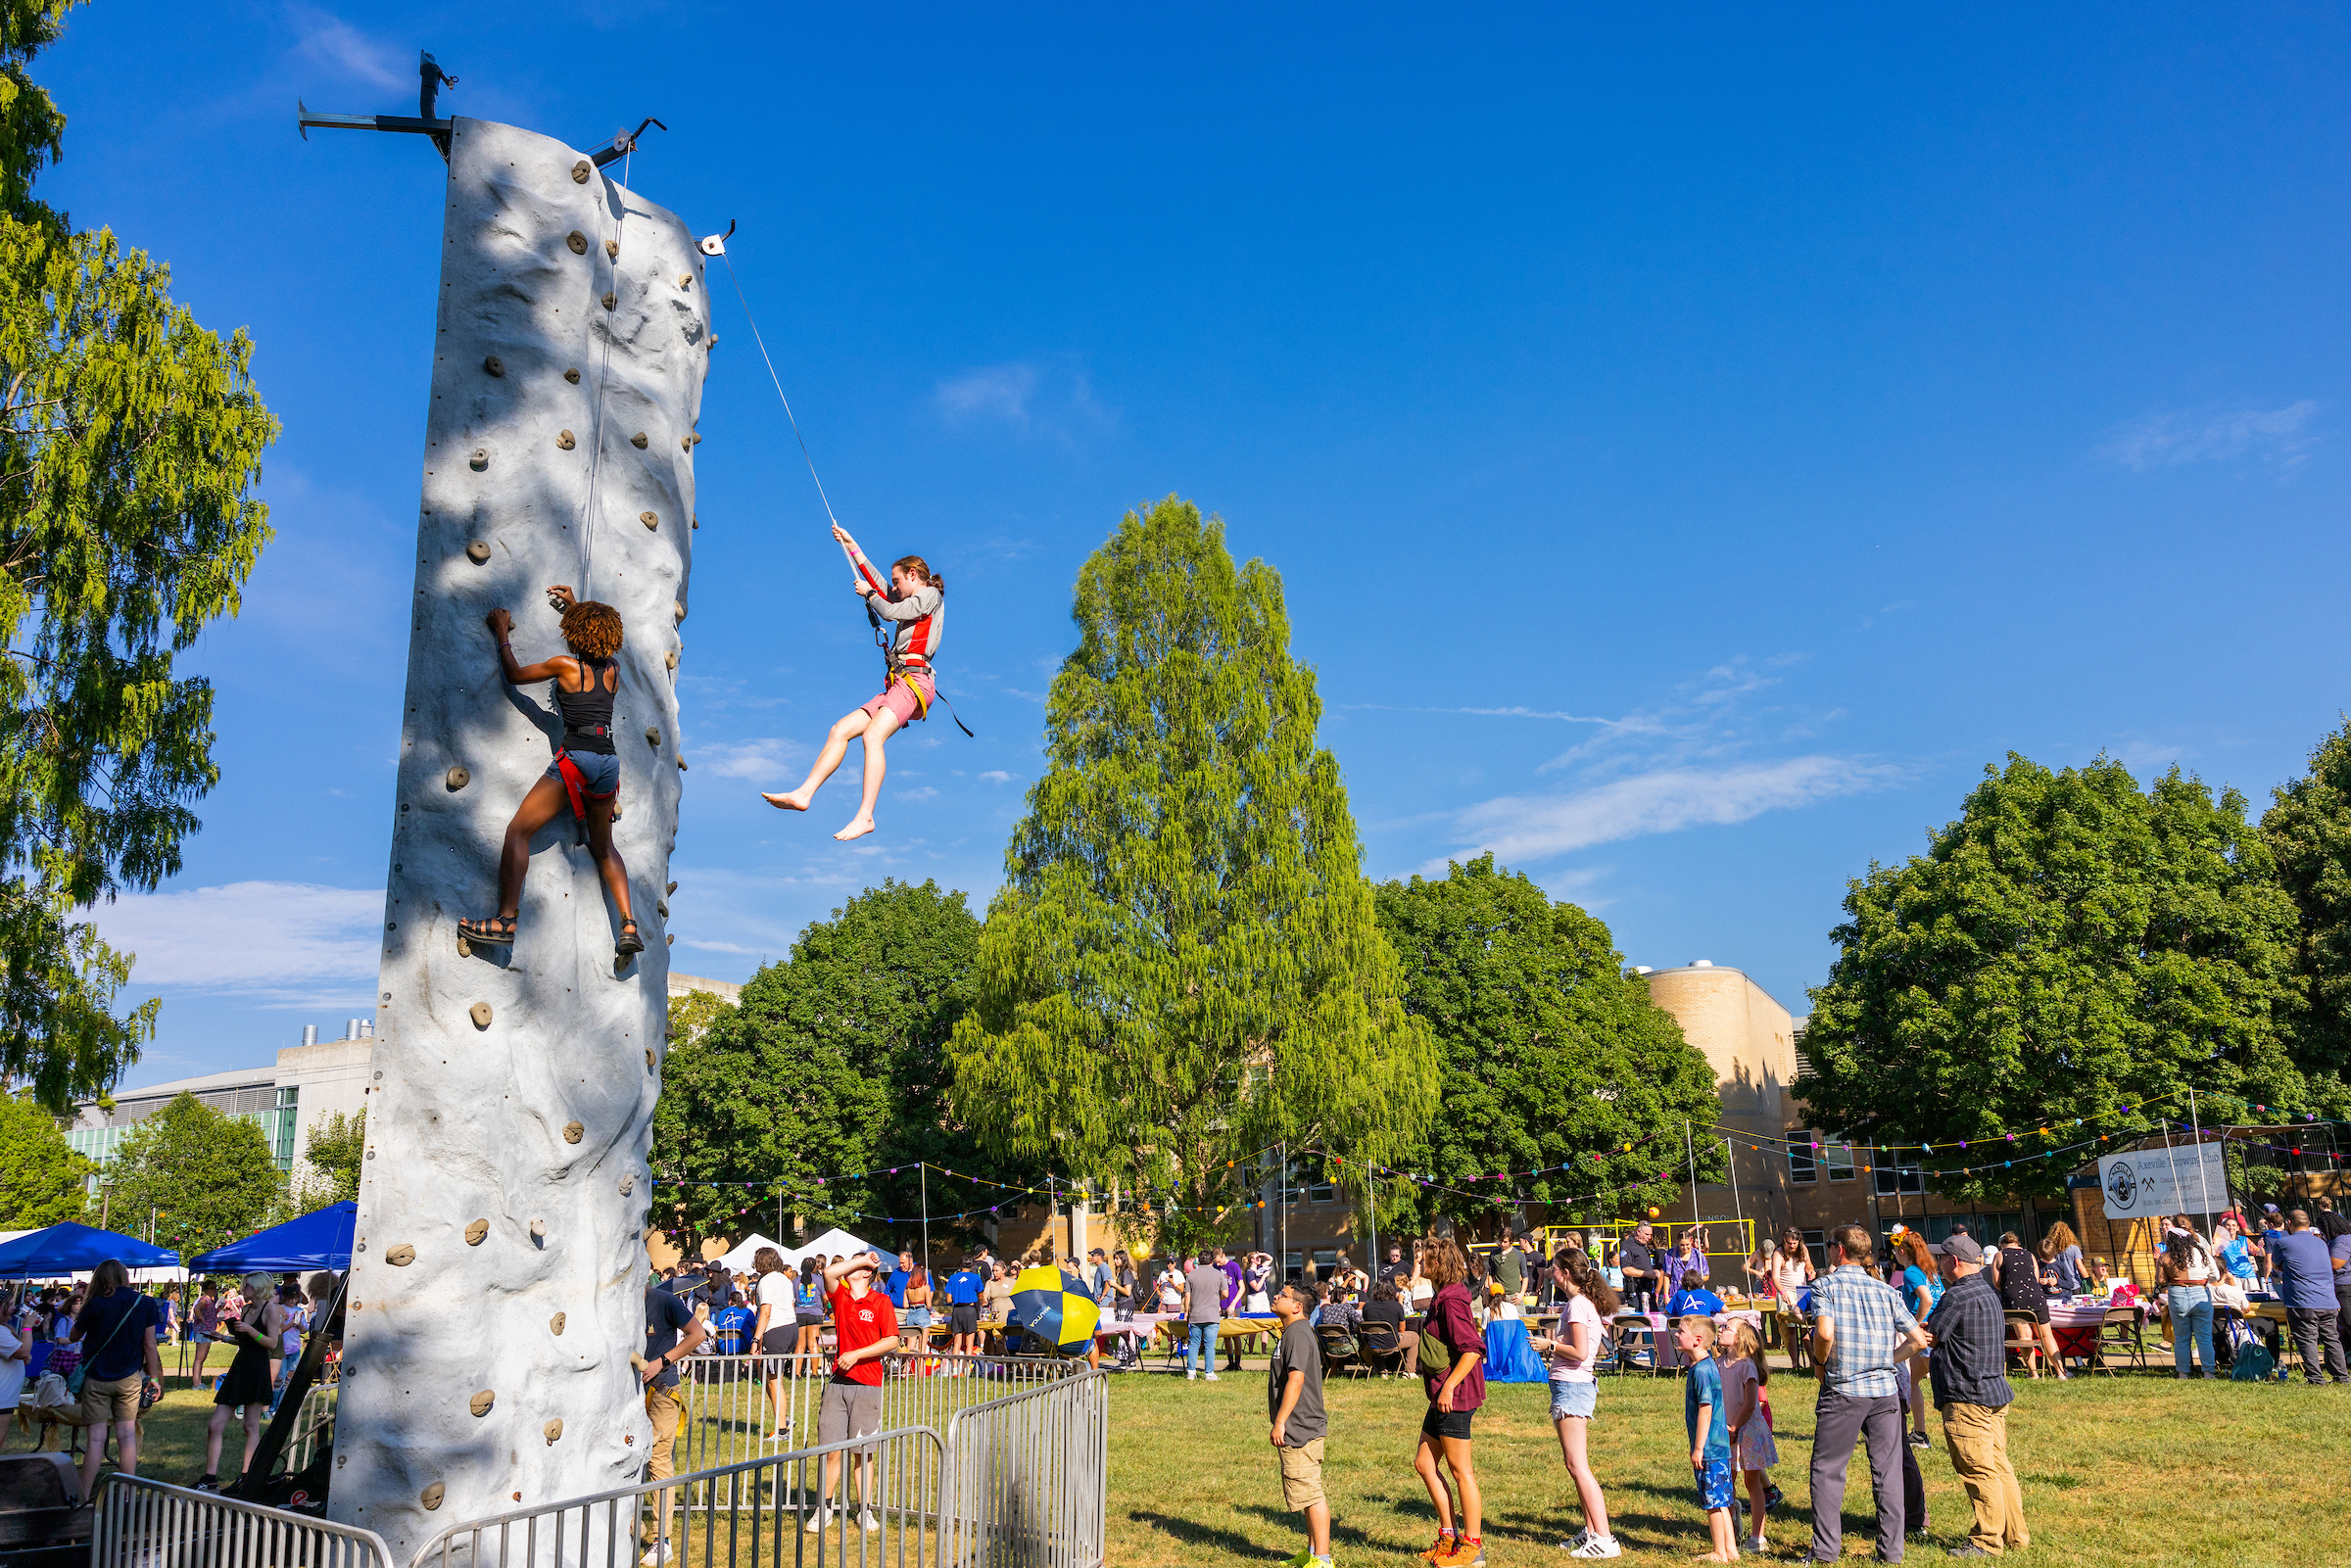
[
  {"xmin": 641, "ymin": 1545, "xmax": 672, "ymax": 1567},
  {"xmin": 803, "ymin": 1508, "xmax": 830, "ymax": 1535},
  {"xmin": 1203, "ymin": 1372, "xmax": 1220, "ymax": 1382},
  {"xmin": 1186, "ymin": 1369, "xmax": 1198, "ymax": 1381},
  {"xmin": 1565, "ymin": 1536, "xmax": 1621, "ymax": 1558},
  {"xmin": 858, "ymin": 1509, "xmax": 881, "ymax": 1534},
  {"xmin": 1562, "ymin": 1527, "xmax": 1591, "ymax": 1549},
  {"xmin": 1744, "ymin": 1535, "xmax": 1767, "ymax": 1552}
]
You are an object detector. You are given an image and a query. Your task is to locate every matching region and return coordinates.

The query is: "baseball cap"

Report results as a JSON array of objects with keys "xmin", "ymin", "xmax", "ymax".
[{"xmin": 1932, "ymin": 1235, "xmax": 1983, "ymax": 1262}]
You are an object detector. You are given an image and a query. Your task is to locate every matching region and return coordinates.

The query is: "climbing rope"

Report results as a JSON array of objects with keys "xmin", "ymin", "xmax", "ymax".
[
  {"xmin": 707, "ymin": 232, "xmax": 841, "ymax": 529},
  {"xmin": 577, "ymin": 143, "xmax": 634, "ymax": 601}
]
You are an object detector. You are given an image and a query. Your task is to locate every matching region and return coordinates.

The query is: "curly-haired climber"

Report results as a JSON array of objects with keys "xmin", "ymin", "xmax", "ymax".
[
  {"xmin": 762, "ymin": 523, "xmax": 945, "ymax": 841},
  {"xmin": 458, "ymin": 585, "xmax": 643, "ymax": 955}
]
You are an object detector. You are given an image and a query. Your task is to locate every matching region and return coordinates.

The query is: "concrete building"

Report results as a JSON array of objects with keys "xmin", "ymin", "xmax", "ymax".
[
  {"xmin": 66, "ymin": 1020, "xmax": 377, "ymax": 1188},
  {"xmin": 667, "ymin": 972, "xmax": 744, "ymax": 1004}
]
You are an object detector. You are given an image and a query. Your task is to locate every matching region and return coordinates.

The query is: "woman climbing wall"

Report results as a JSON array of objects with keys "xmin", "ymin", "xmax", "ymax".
[
  {"xmin": 459, "ymin": 585, "xmax": 645, "ymax": 955},
  {"xmin": 762, "ymin": 524, "xmax": 944, "ymax": 841}
]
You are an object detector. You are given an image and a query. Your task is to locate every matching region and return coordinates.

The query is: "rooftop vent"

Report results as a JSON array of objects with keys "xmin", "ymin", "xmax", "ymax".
[
  {"xmin": 302, "ymin": 1023, "xmax": 317, "ymax": 1047},
  {"xmin": 1690, "ymin": 960, "xmax": 1713, "ymax": 968}
]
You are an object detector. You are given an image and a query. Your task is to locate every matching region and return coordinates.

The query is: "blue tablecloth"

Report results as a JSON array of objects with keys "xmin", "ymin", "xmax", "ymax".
[{"xmin": 1480, "ymin": 1316, "xmax": 1547, "ymax": 1383}]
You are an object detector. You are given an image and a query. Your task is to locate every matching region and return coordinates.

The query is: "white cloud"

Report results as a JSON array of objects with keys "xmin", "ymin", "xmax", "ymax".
[
  {"xmin": 895, "ymin": 786, "xmax": 939, "ymax": 802},
  {"xmin": 88, "ymin": 880, "xmax": 383, "ymax": 993},
  {"xmin": 1433, "ymin": 757, "xmax": 1900, "ymax": 870},
  {"xmin": 288, "ymin": 7, "xmax": 407, "ymax": 90},
  {"xmin": 978, "ymin": 770, "xmax": 1017, "ymax": 784},
  {"xmin": 934, "ymin": 359, "xmax": 1111, "ymax": 442},
  {"xmin": 694, "ymin": 738, "xmax": 807, "ymax": 781},
  {"xmin": 936, "ymin": 364, "xmax": 1040, "ymax": 429},
  {"xmin": 2096, "ymin": 401, "xmax": 2318, "ymax": 471}
]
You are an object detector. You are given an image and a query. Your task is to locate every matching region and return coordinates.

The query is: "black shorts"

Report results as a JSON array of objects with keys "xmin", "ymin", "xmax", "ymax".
[
  {"xmin": 761, "ymin": 1326, "xmax": 794, "ymax": 1354},
  {"xmin": 949, "ymin": 1304, "xmax": 980, "ymax": 1336},
  {"xmin": 1421, "ymin": 1404, "xmax": 1474, "ymax": 1442},
  {"xmin": 797, "ymin": 1312, "xmax": 826, "ymax": 1330}
]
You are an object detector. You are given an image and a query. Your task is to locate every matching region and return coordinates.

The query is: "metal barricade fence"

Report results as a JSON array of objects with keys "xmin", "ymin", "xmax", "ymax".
[
  {"xmin": 284, "ymin": 1381, "xmax": 341, "ymax": 1474},
  {"xmin": 95, "ymin": 1474, "xmax": 396, "ymax": 1568},
  {"xmin": 939, "ymin": 1370, "xmax": 1107, "ymax": 1568},
  {"xmin": 408, "ymin": 1426, "xmax": 946, "ymax": 1568},
  {"xmin": 670, "ymin": 1353, "xmax": 1074, "ymax": 1490}
]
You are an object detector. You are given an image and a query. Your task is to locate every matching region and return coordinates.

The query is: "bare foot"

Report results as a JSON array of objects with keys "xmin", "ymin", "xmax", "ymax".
[
  {"xmin": 762, "ymin": 791, "xmax": 808, "ymax": 811},
  {"xmin": 834, "ymin": 815, "xmax": 876, "ymax": 842}
]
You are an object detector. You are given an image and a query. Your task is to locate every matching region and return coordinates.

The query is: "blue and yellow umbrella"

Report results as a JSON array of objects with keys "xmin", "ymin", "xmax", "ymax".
[{"xmin": 1009, "ymin": 1264, "xmax": 1100, "ymax": 1355}]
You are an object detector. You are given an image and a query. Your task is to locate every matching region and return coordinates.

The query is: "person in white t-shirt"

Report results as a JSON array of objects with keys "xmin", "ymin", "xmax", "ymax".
[
  {"xmin": 1530, "ymin": 1249, "xmax": 1621, "ymax": 1559},
  {"xmin": 0, "ymin": 1319, "xmax": 26, "ymax": 1449},
  {"xmin": 749, "ymin": 1248, "xmax": 797, "ymax": 1443}
]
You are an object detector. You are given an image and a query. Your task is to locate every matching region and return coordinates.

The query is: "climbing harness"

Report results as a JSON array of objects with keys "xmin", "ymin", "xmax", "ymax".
[
  {"xmin": 706, "ymin": 224, "xmax": 976, "ymax": 738},
  {"xmin": 551, "ymin": 750, "xmax": 616, "ymax": 846}
]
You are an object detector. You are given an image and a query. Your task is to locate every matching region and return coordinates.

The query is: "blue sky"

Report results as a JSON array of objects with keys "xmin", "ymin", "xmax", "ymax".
[{"xmin": 48, "ymin": 4, "xmax": 2351, "ymax": 1086}]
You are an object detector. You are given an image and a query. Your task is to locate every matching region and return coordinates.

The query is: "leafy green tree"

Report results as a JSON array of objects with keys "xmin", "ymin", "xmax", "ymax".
[
  {"xmin": 651, "ymin": 879, "xmax": 1038, "ymax": 1256},
  {"xmin": 2263, "ymin": 718, "xmax": 2351, "ymax": 1096},
  {"xmin": 1372, "ymin": 855, "xmax": 1724, "ymax": 1236},
  {"xmin": 0, "ymin": 1091, "xmax": 85, "ymax": 1225},
  {"xmin": 104, "ymin": 1092, "xmax": 284, "ymax": 1253},
  {"xmin": 947, "ymin": 498, "xmax": 1438, "ymax": 1260},
  {"xmin": 0, "ymin": 2, "xmax": 277, "ymax": 1109},
  {"xmin": 1800, "ymin": 754, "xmax": 2311, "ymax": 1204},
  {"xmin": 291, "ymin": 1109, "xmax": 364, "ymax": 1210}
]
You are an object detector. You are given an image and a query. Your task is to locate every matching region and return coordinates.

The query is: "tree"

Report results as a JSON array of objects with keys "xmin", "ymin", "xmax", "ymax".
[
  {"xmin": 1372, "ymin": 855, "xmax": 1724, "ymax": 1236},
  {"xmin": 0, "ymin": 3, "xmax": 278, "ymax": 1109},
  {"xmin": 1799, "ymin": 754, "xmax": 2309, "ymax": 1204},
  {"xmin": 947, "ymin": 499, "xmax": 1438, "ymax": 1259},
  {"xmin": 0, "ymin": 1090, "xmax": 85, "ymax": 1225},
  {"xmin": 2263, "ymin": 718, "xmax": 2351, "ymax": 1099},
  {"xmin": 650, "ymin": 879, "xmax": 1036, "ymax": 1256},
  {"xmin": 105, "ymin": 1092, "xmax": 283, "ymax": 1253},
  {"xmin": 290, "ymin": 1108, "xmax": 363, "ymax": 1210}
]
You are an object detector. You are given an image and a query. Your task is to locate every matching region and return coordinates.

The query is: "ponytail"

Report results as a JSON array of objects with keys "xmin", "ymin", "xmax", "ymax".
[{"xmin": 891, "ymin": 554, "xmax": 943, "ymax": 593}]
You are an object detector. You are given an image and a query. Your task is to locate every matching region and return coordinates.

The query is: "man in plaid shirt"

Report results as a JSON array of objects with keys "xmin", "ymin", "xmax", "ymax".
[
  {"xmin": 1924, "ymin": 1235, "xmax": 2026, "ymax": 1557},
  {"xmin": 1806, "ymin": 1224, "xmax": 1929, "ymax": 1564}
]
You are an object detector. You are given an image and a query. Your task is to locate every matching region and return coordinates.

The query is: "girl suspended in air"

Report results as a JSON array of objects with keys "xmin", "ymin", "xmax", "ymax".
[
  {"xmin": 763, "ymin": 524, "xmax": 944, "ymax": 841},
  {"xmin": 458, "ymin": 586, "xmax": 644, "ymax": 956}
]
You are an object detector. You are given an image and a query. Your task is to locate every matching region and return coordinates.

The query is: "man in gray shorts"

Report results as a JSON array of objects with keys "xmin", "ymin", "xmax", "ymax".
[{"xmin": 808, "ymin": 1252, "xmax": 900, "ymax": 1534}]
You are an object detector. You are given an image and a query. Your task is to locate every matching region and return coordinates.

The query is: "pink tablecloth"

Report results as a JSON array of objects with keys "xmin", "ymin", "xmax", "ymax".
[{"xmin": 1624, "ymin": 1309, "xmax": 1765, "ymax": 1370}]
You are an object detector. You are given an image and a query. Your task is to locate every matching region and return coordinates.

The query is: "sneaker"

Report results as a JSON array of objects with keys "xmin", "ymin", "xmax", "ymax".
[
  {"xmin": 1186, "ymin": 1369, "xmax": 1198, "ymax": 1381},
  {"xmin": 1565, "ymin": 1536, "xmax": 1621, "ymax": 1558},
  {"xmin": 803, "ymin": 1508, "xmax": 831, "ymax": 1535},
  {"xmin": 1438, "ymin": 1540, "xmax": 1485, "ymax": 1568},
  {"xmin": 1562, "ymin": 1527, "xmax": 1592, "ymax": 1549},
  {"xmin": 1907, "ymin": 1430, "xmax": 1931, "ymax": 1449},
  {"xmin": 857, "ymin": 1509, "xmax": 881, "ymax": 1534},
  {"xmin": 1415, "ymin": 1532, "xmax": 1458, "ymax": 1561},
  {"xmin": 1204, "ymin": 1372, "xmax": 1220, "ymax": 1382},
  {"xmin": 1744, "ymin": 1535, "xmax": 1767, "ymax": 1552},
  {"xmin": 641, "ymin": 1545, "xmax": 672, "ymax": 1567},
  {"xmin": 1763, "ymin": 1482, "xmax": 1786, "ymax": 1509},
  {"xmin": 191, "ymin": 1476, "xmax": 219, "ymax": 1494}
]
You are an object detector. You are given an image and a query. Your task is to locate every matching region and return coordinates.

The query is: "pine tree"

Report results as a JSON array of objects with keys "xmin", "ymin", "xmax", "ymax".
[{"xmin": 947, "ymin": 498, "xmax": 1437, "ymax": 1256}]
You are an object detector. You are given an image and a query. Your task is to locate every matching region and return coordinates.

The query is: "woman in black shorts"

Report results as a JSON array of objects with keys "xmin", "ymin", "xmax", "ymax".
[
  {"xmin": 1995, "ymin": 1231, "xmax": 2065, "ymax": 1379},
  {"xmin": 751, "ymin": 1247, "xmax": 794, "ymax": 1443},
  {"xmin": 195, "ymin": 1273, "xmax": 283, "ymax": 1491},
  {"xmin": 1410, "ymin": 1239, "xmax": 1489, "ymax": 1568}
]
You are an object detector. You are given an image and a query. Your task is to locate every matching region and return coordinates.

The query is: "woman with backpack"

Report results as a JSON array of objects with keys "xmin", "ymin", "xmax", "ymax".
[{"xmin": 1409, "ymin": 1239, "xmax": 1489, "ymax": 1568}]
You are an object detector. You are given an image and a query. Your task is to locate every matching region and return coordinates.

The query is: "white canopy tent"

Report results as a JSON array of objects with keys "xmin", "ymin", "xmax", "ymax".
[
  {"xmin": 711, "ymin": 1227, "xmax": 888, "ymax": 1275},
  {"xmin": 712, "ymin": 1232, "xmax": 787, "ymax": 1274}
]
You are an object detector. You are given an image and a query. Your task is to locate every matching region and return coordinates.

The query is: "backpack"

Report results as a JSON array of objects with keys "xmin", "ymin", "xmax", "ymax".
[{"xmin": 2225, "ymin": 1314, "xmax": 2275, "ymax": 1382}]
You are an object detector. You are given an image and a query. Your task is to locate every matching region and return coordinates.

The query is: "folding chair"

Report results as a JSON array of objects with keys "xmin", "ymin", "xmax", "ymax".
[
  {"xmin": 1358, "ymin": 1318, "xmax": 1406, "ymax": 1378},
  {"xmin": 1316, "ymin": 1322, "xmax": 1364, "ymax": 1379},
  {"xmin": 2090, "ymin": 1307, "xmax": 2146, "ymax": 1375},
  {"xmin": 2003, "ymin": 1311, "xmax": 2045, "ymax": 1379},
  {"xmin": 1781, "ymin": 1312, "xmax": 1812, "ymax": 1375}
]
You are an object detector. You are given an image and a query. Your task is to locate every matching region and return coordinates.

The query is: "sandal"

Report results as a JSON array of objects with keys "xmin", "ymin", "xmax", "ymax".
[
  {"xmin": 615, "ymin": 921, "xmax": 645, "ymax": 956},
  {"xmin": 458, "ymin": 915, "xmax": 516, "ymax": 946}
]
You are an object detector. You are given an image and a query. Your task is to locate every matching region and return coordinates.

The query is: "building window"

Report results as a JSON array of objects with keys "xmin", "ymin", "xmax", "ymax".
[
  {"xmin": 1789, "ymin": 1140, "xmax": 1817, "ymax": 1183},
  {"xmin": 1872, "ymin": 1161, "xmax": 1923, "ymax": 1196},
  {"xmin": 1801, "ymin": 1228, "xmax": 1827, "ymax": 1267},
  {"xmin": 1823, "ymin": 1141, "xmax": 1856, "ymax": 1181}
]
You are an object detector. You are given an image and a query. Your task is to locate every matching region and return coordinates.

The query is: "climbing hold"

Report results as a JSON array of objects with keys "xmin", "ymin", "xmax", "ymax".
[
  {"xmin": 601, "ymin": 292, "xmax": 617, "ymax": 311},
  {"xmin": 673, "ymin": 601, "xmax": 686, "ymax": 623},
  {"xmin": 640, "ymin": 511, "xmax": 658, "ymax": 531},
  {"xmin": 630, "ymin": 431, "xmax": 648, "ymax": 449},
  {"xmin": 468, "ymin": 449, "xmax": 488, "ymax": 471},
  {"xmin": 446, "ymin": 766, "xmax": 471, "ymax": 789},
  {"xmin": 385, "ymin": 1244, "xmax": 416, "ymax": 1266},
  {"xmin": 692, "ymin": 517, "xmax": 698, "ymax": 530},
  {"xmin": 530, "ymin": 1217, "xmax": 547, "ymax": 1240},
  {"xmin": 484, "ymin": 355, "xmax": 504, "ymax": 377},
  {"xmin": 385, "ymin": 922, "xmax": 397, "ymax": 930},
  {"xmin": 629, "ymin": 1353, "xmax": 648, "ymax": 1374},
  {"xmin": 664, "ymin": 648, "xmax": 678, "ymax": 671},
  {"xmin": 544, "ymin": 1418, "xmax": 564, "ymax": 1445},
  {"xmin": 609, "ymin": 801, "xmax": 622, "ymax": 821},
  {"xmin": 619, "ymin": 1174, "xmax": 635, "ymax": 1195},
  {"xmin": 556, "ymin": 430, "xmax": 576, "ymax": 451},
  {"xmin": 571, "ymin": 159, "xmax": 591, "ymax": 184},
  {"xmin": 469, "ymin": 1390, "xmax": 496, "ymax": 1418},
  {"xmin": 456, "ymin": 935, "xmax": 472, "ymax": 958},
  {"xmin": 677, "ymin": 272, "xmax": 693, "ymax": 288},
  {"xmin": 667, "ymin": 933, "xmax": 675, "ymax": 946},
  {"xmin": 646, "ymin": 1047, "xmax": 655, "ymax": 1068},
  {"xmin": 678, "ymin": 757, "xmax": 688, "ymax": 772},
  {"xmin": 563, "ymin": 1119, "xmax": 584, "ymax": 1144},
  {"xmin": 469, "ymin": 1002, "xmax": 493, "ymax": 1029},
  {"xmin": 603, "ymin": 238, "xmax": 618, "ymax": 260},
  {"xmin": 549, "ymin": 1310, "xmax": 565, "ymax": 1335},
  {"xmin": 421, "ymin": 1483, "xmax": 447, "ymax": 1511},
  {"xmin": 667, "ymin": 881, "xmax": 678, "ymax": 894},
  {"xmin": 645, "ymin": 726, "xmax": 660, "ymax": 746},
  {"xmin": 465, "ymin": 541, "xmax": 491, "ymax": 564},
  {"xmin": 566, "ymin": 231, "xmax": 588, "ymax": 255},
  {"xmin": 564, "ymin": 367, "xmax": 581, "ymax": 385},
  {"xmin": 680, "ymin": 435, "xmax": 693, "ymax": 451},
  {"xmin": 464, "ymin": 1218, "xmax": 489, "ymax": 1246},
  {"xmin": 708, "ymin": 336, "xmax": 719, "ymax": 351},
  {"xmin": 655, "ymin": 900, "xmax": 668, "ymax": 918}
]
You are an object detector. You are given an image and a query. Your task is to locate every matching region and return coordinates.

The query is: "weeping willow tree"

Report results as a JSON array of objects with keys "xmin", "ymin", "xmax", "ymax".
[{"xmin": 947, "ymin": 498, "xmax": 1437, "ymax": 1256}]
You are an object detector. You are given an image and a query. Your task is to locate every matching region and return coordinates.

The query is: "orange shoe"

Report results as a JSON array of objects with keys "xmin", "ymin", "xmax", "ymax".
[
  {"xmin": 1437, "ymin": 1539, "xmax": 1485, "ymax": 1568},
  {"xmin": 1415, "ymin": 1533, "xmax": 1457, "ymax": 1561}
]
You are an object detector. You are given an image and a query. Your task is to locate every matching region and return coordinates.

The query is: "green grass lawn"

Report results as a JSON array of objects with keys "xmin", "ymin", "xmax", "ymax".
[{"xmin": 1106, "ymin": 1360, "xmax": 2351, "ymax": 1568}]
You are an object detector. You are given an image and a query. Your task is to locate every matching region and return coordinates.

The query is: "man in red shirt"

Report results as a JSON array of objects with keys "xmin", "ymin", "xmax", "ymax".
[{"xmin": 807, "ymin": 1251, "xmax": 900, "ymax": 1534}]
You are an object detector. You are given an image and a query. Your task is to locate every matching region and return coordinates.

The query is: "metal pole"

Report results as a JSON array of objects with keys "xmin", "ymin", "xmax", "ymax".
[
  {"xmin": 921, "ymin": 1164, "xmax": 930, "ymax": 1274},
  {"xmin": 1727, "ymin": 1139, "xmax": 1743, "ymax": 1262},
  {"xmin": 2189, "ymin": 1085, "xmax": 2213, "ymax": 1224},
  {"xmin": 1685, "ymin": 1121, "xmax": 1699, "ymax": 1228}
]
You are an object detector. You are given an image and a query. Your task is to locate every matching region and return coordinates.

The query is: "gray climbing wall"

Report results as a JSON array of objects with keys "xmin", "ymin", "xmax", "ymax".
[{"xmin": 330, "ymin": 118, "xmax": 707, "ymax": 1555}]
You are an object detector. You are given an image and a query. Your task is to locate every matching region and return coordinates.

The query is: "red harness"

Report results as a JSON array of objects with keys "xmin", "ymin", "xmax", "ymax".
[{"xmin": 553, "ymin": 749, "xmax": 616, "ymax": 841}]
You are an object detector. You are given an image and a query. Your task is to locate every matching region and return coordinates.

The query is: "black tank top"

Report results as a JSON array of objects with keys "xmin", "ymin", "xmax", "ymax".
[{"xmin": 554, "ymin": 656, "xmax": 616, "ymax": 755}]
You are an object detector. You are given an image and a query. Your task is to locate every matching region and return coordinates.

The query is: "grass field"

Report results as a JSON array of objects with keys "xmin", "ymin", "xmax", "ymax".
[
  {"xmin": 1104, "ymin": 1360, "xmax": 2351, "ymax": 1568},
  {"xmin": 38, "ymin": 1355, "xmax": 2351, "ymax": 1568}
]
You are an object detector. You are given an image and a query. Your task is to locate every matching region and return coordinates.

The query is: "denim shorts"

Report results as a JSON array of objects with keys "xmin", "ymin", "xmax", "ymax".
[
  {"xmin": 547, "ymin": 750, "xmax": 620, "ymax": 796},
  {"xmin": 1549, "ymin": 1379, "xmax": 1599, "ymax": 1420}
]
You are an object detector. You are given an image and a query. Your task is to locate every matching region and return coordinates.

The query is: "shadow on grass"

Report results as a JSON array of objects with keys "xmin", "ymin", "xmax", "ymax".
[{"xmin": 1126, "ymin": 1509, "xmax": 1263, "ymax": 1556}]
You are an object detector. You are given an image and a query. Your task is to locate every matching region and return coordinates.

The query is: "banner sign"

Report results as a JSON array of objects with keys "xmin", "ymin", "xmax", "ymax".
[{"xmin": 2096, "ymin": 1142, "xmax": 2228, "ymax": 1218}]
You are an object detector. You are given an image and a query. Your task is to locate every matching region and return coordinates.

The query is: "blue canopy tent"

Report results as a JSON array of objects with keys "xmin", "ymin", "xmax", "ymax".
[
  {"xmin": 0, "ymin": 1221, "xmax": 179, "ymax": 1279},
  {"xmin": 188, "ymin": 1202, "xmax": 356, "ymax": 1274}
]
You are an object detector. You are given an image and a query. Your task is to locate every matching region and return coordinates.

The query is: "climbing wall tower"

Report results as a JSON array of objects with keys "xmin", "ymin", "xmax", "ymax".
[{"xmin": 329, "ymin": 118, "xmax": 707, "ymax": 1552}]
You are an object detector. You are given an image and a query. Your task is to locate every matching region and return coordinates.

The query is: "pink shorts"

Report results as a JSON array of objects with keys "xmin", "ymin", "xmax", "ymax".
[{"xmin": 859, "ymin": 672, "xmax": 934, "ymax": 726}]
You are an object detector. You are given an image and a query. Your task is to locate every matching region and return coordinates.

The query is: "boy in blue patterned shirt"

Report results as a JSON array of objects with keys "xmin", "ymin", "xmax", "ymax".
[{"xmin": 1678, "ymin": 1316, "xmax": 1739, "ymax": 1562}]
